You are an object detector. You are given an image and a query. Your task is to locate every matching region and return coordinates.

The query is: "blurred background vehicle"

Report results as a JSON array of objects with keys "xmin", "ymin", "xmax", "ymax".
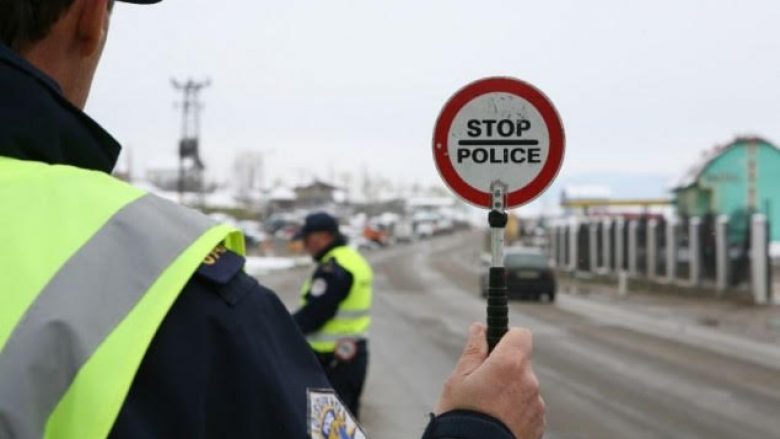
[{"xmin": 480, "ymin": 247, "xmax": 556, "ymax": 302}]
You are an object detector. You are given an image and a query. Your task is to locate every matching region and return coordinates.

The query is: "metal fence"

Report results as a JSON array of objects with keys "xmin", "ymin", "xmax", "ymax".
[{"xmin": 549, "ymin": 214, "xmax": 774, "ymax": 304}]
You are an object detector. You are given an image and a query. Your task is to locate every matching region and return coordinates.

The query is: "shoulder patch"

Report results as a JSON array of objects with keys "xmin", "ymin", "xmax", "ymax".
[
  {"xmin": 307, "ymin": 388, "xmax": 366, "ymax": 439},
  {"xmin": 196, "ymin": 245, "xmax": 245, "ymax": 285},
  {"xmin": 310, "ymin": 278, "xmax": 328, "ymax": 297}
]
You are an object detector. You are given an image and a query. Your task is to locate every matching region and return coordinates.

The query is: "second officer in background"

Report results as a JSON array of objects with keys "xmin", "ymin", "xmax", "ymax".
[{"xmin": 293, "ymin": 212, "xmax": 372, "ymax": 418}]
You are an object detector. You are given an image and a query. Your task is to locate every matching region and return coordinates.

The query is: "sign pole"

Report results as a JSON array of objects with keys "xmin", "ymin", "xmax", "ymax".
[{"xmin": 487, "ymin": 180, "xmax": 509, "ymax": 352}]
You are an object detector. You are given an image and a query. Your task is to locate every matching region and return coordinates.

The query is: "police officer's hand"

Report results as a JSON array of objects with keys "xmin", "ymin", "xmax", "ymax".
[{"xmin": 435, "ymin": 323, "xmax": 545, "ymax": 439}]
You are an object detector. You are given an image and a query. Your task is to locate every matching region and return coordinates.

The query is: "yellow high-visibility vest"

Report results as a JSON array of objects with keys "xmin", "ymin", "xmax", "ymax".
[
  {"xmin": 300, "ymin": 245, "xmax": 372, "ymax": 353},
  {"xmin": 0, "ymin": 157, "xmax": 244, "ymax": 439}
]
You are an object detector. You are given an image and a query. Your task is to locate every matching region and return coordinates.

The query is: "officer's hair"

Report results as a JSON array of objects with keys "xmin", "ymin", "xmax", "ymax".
[{"xmin": 0, "ymin": 0, "xmax": 114, "ymax": 52}]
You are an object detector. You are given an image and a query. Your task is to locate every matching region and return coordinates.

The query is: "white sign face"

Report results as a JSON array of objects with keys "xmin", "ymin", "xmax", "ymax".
[{"xmin": 447, "ymin": 92, "xmax": 550, "ymax": 194}]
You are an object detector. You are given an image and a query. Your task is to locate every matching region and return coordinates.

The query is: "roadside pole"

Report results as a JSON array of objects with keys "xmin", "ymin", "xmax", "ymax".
[
  {"xmin": 628, "ymin": 220, "xmax": 638, "ymax": 276},
  {"xmin": 690, "ymin": 217, "xmax": 702, "ymax": 287},
  {"xmin": 602, "ymin": 218, "xmax": 612, "ymax": 273},
  {"xmin": 558, "ymin": 226, "xmax": 567, "ymax": 268},
  {"xmin": 615, "ymin": 218, "xmax": 625, "ymax": 271},
  {"xmin": 589, "ymin": 222, "xmax": 599, "ymax": 273},
  {"xmin": 667, "ymin": 218, "xmax": 677, "ymax": 282},
  {"xmin": 716, "ymin": 215, "xmax": 729, "ymax": 294},
  {"xmin": 751, "ymin": 214, "xmax": 769, "ymax": 305},
  {"xmin": 570, "ymin": 218, "xmax": 579, "ymax": 272},
  {"xmin": 647, "ymin": 219, "xmax": 658, "ymax": 279}
]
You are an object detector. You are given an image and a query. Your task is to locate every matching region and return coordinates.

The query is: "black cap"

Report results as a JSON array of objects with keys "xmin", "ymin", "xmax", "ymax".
[{"xmin": 293, "ymin": 212, "xmax": 340, "ymax": 241}]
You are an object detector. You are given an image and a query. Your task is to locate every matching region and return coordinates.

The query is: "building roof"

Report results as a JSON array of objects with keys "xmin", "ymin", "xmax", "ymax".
[
  {"xmin": 673, "ymin": 136, "xmax": 778, "ymax": 191},
  {"xmin": 294, "ymin": 179, "xmax": 339, "ymax": 192}
]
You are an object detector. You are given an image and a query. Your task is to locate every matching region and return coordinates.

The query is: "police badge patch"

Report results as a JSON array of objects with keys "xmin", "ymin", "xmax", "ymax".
[
  {"xmin": 307, "ymin": 388, "xmax": 366, "ymax": 439},
  {"xmin": 310, "ymin": 278, "xmax": 328, "ymax": 297}
]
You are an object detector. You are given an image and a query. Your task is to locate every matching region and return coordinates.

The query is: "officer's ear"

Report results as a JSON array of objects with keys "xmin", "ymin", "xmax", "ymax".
[{"xmin": 75, "ymin": 0, "xmax": 111, "ymax": 58}]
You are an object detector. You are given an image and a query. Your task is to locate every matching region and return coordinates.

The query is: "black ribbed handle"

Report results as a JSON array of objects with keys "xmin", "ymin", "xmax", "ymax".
[{"xmin": 487, "ymin": 266, "xmax": 508, "ymax": 352}]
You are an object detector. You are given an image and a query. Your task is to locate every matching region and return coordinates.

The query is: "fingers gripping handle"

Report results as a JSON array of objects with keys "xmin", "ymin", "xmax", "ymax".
[{"xmin": 487, "ymin": 266, "xmax": 508, "ymax": 351}]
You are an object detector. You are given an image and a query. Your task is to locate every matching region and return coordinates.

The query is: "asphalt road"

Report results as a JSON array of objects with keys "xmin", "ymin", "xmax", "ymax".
[{"xmin": 263, "ymin": 231, "xmax": 780, "ymax": 439}]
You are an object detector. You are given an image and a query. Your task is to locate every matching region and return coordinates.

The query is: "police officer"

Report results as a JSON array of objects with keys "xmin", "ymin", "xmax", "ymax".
[
  {"xmin": 292, "ymin": 212, "xmax": 372, "ymax": 418},
  {"xmin": 0, "ymin": 1, "xmax": 545, "ymax": 438}
]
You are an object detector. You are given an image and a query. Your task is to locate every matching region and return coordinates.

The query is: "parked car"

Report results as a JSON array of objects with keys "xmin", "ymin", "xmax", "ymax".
[
  {"xmin": 415, "ymin": 221, "xmax": 436, "ymax": 239},
  {"xmin": 393, "ymin": 219, "xmax": 415, "ymax": 243},
  {"xmin": 480, "ymin": 247, "xmax": 556, "ymax": 302}
]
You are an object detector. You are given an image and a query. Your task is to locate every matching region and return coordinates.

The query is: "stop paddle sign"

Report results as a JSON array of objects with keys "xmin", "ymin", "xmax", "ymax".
[{"xmin": 433, "ymin": 77, "xmax": 565, "ymax": 209}]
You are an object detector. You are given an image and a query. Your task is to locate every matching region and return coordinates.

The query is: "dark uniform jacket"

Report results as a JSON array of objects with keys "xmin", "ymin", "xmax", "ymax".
[{"xmin": 0, "ymin": 43, "xmax": 515, "ymax": 439}]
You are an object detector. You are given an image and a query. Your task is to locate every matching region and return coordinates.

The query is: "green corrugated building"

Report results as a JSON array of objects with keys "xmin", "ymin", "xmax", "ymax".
[{"xmin": 673, "ymin": 136, "xmax": 780, "ymax": 242}]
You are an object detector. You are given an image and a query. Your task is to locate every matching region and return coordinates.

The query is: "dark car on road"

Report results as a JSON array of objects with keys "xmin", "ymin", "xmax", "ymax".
[{"xmin": 480, "ymin": 247, "xmax": 556, "ymax": 302}]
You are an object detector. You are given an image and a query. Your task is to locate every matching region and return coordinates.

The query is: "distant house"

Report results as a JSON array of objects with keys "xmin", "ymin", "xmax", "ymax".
[
  {"xmin": 672, "ymin": 136, "xmax": 780, "ymax": 241},
  {"xmin": 294, "ymin": 180, "xmax": 339, "ymax": 208},
  {"xmin": 267, "ymin": 186, "xmax": 296, "ymax": 213}
]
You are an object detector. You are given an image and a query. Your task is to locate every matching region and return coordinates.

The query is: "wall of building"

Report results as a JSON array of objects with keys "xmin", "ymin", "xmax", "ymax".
[
  {"xmin": 756, "ymin": 143, "xmax": 780, "ymax": 241},
  {"xmin": 675, "ymin": 139, "xmax": 780, "ymax": 241}
]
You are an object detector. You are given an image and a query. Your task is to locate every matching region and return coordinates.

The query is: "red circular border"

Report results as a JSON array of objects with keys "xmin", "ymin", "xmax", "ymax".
[{"xmin": 433, "ymin": 77, "xmax": 565, "ymax": 209}]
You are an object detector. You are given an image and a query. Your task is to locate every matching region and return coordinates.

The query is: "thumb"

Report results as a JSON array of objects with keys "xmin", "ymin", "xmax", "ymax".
[{"xmin": 452, "ymin": 323, "xmax": 488, "ymax": 376}]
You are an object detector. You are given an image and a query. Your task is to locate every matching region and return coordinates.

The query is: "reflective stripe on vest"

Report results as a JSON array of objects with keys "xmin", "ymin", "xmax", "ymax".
[
  {"xmin": 301, "ymin": 245, "xmax": 372, "ymax": 353},
  {"xmin": 0, "ymin": 158, "xmax": 244, "ymax": 439},
  {"xmin": 334, "ymin": 309, "xmax": 370, "ymax": 319}
]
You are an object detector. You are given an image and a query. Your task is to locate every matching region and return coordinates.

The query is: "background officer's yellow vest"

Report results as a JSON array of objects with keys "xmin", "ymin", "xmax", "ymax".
[
  {"xmin": 0, "ymin": 157, "xmax": 244, "ymax": 439},
  {"xmin": 301, "ymin": 245, "xmax": 373, "ymax": 353}
]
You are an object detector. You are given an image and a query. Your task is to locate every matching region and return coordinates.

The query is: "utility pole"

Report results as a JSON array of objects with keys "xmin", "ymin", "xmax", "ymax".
[{"xmin": 172, "ymin": 78, "xmax": 210, "ymax": 203}]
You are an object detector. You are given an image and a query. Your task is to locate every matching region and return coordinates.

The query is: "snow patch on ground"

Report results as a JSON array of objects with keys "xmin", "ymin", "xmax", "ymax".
[{"xmin": 245, "ymin": 256, "xmax": 310, "ymax": 275}]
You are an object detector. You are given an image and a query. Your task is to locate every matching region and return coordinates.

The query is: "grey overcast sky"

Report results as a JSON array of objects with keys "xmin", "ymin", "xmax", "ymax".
[{"xmin": 88, "ymin": 0, "xmax": 780, "ymax": 195}]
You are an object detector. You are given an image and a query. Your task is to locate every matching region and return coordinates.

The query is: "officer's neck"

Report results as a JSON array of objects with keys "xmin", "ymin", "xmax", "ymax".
[{"xmin": 313, "ymin": 235, "xmax": 347, "ymax": 261}]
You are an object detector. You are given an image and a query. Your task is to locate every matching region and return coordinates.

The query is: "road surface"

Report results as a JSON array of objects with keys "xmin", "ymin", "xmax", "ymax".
[{"xmin": 263, "ymin": 231, "xmax": 780, "ymax": 439}]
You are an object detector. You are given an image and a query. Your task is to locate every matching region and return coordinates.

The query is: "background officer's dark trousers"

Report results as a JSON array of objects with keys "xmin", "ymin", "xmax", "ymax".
[{"xmin": 316, "ymin": 340, "xmax": 369, "ymax": 419}]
